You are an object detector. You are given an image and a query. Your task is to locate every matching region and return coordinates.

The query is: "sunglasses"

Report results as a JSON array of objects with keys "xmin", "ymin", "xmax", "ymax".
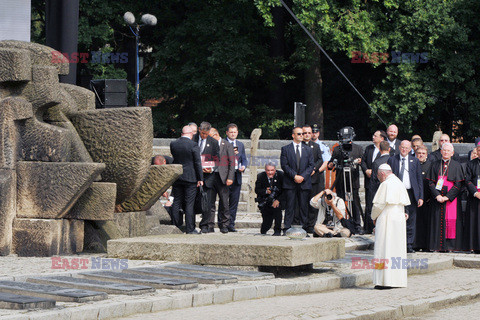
[
  {"xmin": 295, "ymin": 133, "xmax": 303, "ymax": 136},
  {"xmin": 302, "ymin": 132, "xmax": 312, "ymax": 135}
]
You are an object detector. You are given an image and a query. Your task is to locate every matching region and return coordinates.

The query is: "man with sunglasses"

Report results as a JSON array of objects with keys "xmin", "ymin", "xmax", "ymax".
[
  {"xmin": 280, "ymin": 127, "xmax": 314, "ymax": 234},
  {"xmin": 302, "ymin": 125, "xmax": 324, "ymax": 234}
]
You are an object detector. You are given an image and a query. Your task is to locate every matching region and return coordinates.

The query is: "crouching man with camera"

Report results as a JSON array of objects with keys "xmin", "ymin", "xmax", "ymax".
[
  {"xmin": 255, "ymin": 162, "xmax": 284, "ymax": 236},
  {"xmin": 310, "ymin": 189, "xmax": 355, "ymax": 237}
]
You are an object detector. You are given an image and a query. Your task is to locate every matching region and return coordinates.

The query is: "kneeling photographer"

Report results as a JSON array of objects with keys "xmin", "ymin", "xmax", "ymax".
[
  {"xmin": 255, "ymin": 162, "xmax": 284, "ymax": 236},
  {"xmin": 310, "ymin": 189, "xmax": 355, "ymax": 237}
]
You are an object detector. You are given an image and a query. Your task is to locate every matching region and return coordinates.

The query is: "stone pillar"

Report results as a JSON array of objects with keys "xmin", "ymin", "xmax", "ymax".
[
  {"xmin": 0, "ymin": 169, "xmax": 16, "ymax": 255},
  {"xmin": 247, "ymin": 128, "xmax": 262, "ymax": 212}
]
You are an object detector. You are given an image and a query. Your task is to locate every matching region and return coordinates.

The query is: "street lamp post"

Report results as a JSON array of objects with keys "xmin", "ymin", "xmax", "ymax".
[{"xmin": 123, "ymin": 12, "xmax": 157, "ymax": 107}]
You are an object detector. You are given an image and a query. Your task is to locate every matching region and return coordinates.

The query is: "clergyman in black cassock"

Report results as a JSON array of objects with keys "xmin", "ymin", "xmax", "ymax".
[
  {"xmin": 413, "ymin": 145, "xmax": 432, "ymax": 251},
  {"xmin": 464, "ymin": 140, "xmax": 480, "ymax": 252},
  {"xmin": 426, "ymin": 143, "xmax": 464, "ymax": 251}
]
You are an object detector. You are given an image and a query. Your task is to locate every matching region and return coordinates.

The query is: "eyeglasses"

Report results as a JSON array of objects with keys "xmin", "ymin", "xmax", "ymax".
[
  {"xmin": 295, "ymin": 133, "xmax": 303, "ymax": 136},
  {"xmin": 302, "ymin": 132, "xmax": 312, "ymax": 135}
]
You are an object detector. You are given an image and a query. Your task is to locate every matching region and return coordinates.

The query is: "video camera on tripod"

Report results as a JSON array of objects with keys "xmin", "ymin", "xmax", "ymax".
[
  {"xmin": 332, "ymin": 126, "xmax": 360, "ymax": 220},
  {"xmin": 332, "ymin": 126, "xmax": 360, "ymax": 170}
]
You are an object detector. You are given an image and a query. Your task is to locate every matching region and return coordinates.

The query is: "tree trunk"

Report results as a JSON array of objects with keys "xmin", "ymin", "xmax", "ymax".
[
  {"xmin": 305, "ymin": 42, "xmax": 324, "ymax": 138},
  {"xmin": 268, "ymin": 6, "xmax": 286, "ymax": 110}
]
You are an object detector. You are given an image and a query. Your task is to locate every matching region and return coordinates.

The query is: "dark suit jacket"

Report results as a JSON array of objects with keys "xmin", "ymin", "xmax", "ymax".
[
  {"xmin": 255, "ymin": 170, "xmax": 285, "ymax": 209},
  {"xmin": 388, "ymin": 153, "xmax": 424, "ymax": 202},
  {"xmin": 389, "ymin": 139, "xmax": 402, "ymax": 154},
  {"xmin": 216, "ymin": 139, "xmax": 235, "ymax": 184},
  {"xmin": 369, "ymin": 153, "xmax": 391, "ymax": 194},
  {"xmin": 303, "ymin": 141, "xmax": 323, "ymax": 184},
  {"xmin": 193, "ymin": 134, "xmax": 220, "ymax": 188},
  {"xmin": 428, "ymin": 149, "xmax": 461, "ymax": 162},
  {"xmin": 226, "ymin": 139, "xmax": 248, "ymax": 185},
  {"xmin": 361, "ymin": 144, "xmax": 395, "ymax": 190},
  {"xmin": 170, "ymin": 137, "xmax": 203, "ymax": 183},
  {"xmin": 280, "ymin": 142, "xmax": 314, "ymax": 190}
]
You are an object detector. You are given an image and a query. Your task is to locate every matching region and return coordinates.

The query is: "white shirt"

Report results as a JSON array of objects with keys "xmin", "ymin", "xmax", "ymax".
[
  {"xmin": 399, "ymin": 155, "xmax": 411, "ymax": 189},
  {"xmin": 372, "ymin": 146, "xmax": 380, "ymax": 161},
  {"xmin": 292, "ymin": 142, "xmax": 302, "ymax": 157},
  {"xmin": 388, "ymin": 139, "xmax": 397, "ymax": 150},
  {"xmin": 226, "ymin": 138, "xmax": 238, "ymax": 169}
]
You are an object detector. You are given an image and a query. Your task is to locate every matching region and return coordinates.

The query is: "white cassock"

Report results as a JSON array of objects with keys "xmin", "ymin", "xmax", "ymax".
[{"xmin": 372, "ymin": 173, "xmax": 410, "ymax": 287}]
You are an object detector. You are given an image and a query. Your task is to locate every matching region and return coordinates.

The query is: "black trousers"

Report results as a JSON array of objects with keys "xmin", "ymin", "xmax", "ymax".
[
  {"xmin": 336, "ymin": 188, "xmax": 362, "ymax": 230},
  {"xmin": 405, "ymin": 188, "xmax": 417, "ymax": 249},
  {"xmin": 284, "ymin": 186, "xmax": 310, "ymax": 230},
  {"xmin": 364, "ymin": 188, "xmax": 375, "ymax": 233},
  {"xmin": 171, "ymin": 181, "xmax": 197, "ymax": 233},
  {"xmin": 228, "ymin": 178, "xmax": 242, "ymax": 229},
  {"xmin": 209, "ymin": 173, "xmax": 230, "ymax": 229},
  {"xmin": 260, "ymin": 205, "xmax": 282, "ymax": 234}
]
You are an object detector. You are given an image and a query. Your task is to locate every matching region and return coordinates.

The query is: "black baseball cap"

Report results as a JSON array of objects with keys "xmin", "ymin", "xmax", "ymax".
[{"xmin": 312, "ymin": 124, "xmax": 320, "ymax": 132}]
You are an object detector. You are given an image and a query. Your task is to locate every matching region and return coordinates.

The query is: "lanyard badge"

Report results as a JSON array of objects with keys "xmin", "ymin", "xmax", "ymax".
[{"xmin": 436, "ymin": 177, "xmax": 445, "ymax": 191}]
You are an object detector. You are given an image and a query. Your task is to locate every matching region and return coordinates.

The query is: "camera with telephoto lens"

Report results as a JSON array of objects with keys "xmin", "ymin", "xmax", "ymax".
[{"xmin": 255, "ymin": 186, "xmax": 280, "ymax": 210}]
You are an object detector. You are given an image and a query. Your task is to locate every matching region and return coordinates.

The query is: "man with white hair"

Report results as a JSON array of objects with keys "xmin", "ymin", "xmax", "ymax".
[
  {"xmin": 426, "ymin": 142, "xmax": 464, "ymax": 251},
  {"xmin": 372, "ymin": 164, "xmax": 410, "ymax": 289}
]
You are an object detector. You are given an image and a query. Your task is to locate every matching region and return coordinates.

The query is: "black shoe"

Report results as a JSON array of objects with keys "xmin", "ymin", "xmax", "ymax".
[
  {"xmin": 228, "ymin": 227, "xmax": 237, "ymax": 232},
  {"xmin": 272, "ymin": 231, "xmax": 281, "ymax": 236},
  {"xmin": 324, "ymin": 233, "xmax": 333, "ymax": 238},
  {"xmin": 313, "ymin": 233, "xmax": 320, "ymax": 238},
  {"xmin": 334, "ymin": 233, "xmax": 342, "ymax": 238},
  {"xmin": 407, "ymin": 248, "xmax": 415, "ymax": 253},
  {"xmin": 282, "ymin": 230, "xmax": 287, "ymax": 236},
  {"xmin": 305, "ymin": 234, "xmax": 311, "ymax": 238},
  {"xmin": 207, "ymin": 227, "xmax": 215, "ymax": 233},
  {"xmin": 220, "ymin": 228, "xmax": 228, "ymax": 234},
  {"xmin": 200, "ymin": 228, "xmax": 208, "ymax": 234},
  {"xmin": 187, "ymin": 230, "xmax": 201, "ymax": 235},
  {"xmin": 374, "ymin": 285, "xmax": 393, "ymax": 290},
  {"xmin": 356, "ymin": 228, "xmax": 365, "ymax": 235}
]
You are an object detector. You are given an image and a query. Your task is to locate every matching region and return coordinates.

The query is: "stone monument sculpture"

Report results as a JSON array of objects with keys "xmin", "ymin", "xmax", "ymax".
[{"xmin": 0, "ymin": 40, "xmax": 181, "ymax": 257}]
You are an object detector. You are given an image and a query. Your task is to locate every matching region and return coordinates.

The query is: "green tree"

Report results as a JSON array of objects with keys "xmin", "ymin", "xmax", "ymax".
[{"xmin": 373, "ymin": 0, "xmax": 480, "ymax": 140}]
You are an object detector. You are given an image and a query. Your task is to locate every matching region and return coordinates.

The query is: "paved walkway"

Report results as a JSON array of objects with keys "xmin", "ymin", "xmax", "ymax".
[{"xmin": 118, "ymin": 267, "xmax": 480, "ymax": 320}]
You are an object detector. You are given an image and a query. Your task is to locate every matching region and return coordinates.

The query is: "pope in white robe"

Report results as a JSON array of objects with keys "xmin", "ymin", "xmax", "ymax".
[{"xmin": 372, "ymin": 164, "xmax": 410, "ymax": 288}]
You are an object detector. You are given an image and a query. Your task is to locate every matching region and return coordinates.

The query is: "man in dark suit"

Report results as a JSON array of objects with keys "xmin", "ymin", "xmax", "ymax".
[
  {"xmin": 328, "ymin": 127, "xmax": 364, "ymax": 234},
  {"xmin": 208, "ymin": 128, "xmax": 235, "ymax": 233},
  {"xmin": 255, "ymin": 163, "xmax": 284, "ymax": 236},
  {"xmin": 361, "ymin": 130, "xmax": 388, "ymax": 234},
  {"xmin": 302, "ymin": 125, "xmax": 324, "ymax": 233},
  {"xmin": 226, "ymin": 123, "xmax": 248, "ymax": 232},
  {"xmin": 193, "ymin": 121, "xmax": 220, "ymax": 233},
  {"xmin": 281, "ymin": 127, "xmax": 314, "ymax": 233},
  {"xmin": 170, "ymin": 125, "xmax": 204, "ymax": 234},
  {"xmin": 387, "ymin": 124, "xmax": 401, "ymax": 154},
  {"xmin": 429, "ymin": 133, "xmax": 460, "ymax": 162},
  {"xmin": 388, "ymin": 140, "xmax": 424, "ymax": 252},
  {"xmin": 370, "ymin": 140, "xmax": 392, "ymax": 197}
]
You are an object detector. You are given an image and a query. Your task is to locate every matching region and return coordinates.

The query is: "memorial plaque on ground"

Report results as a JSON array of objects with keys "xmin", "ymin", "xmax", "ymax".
[
  {"xmin": 27, "ymin": 276, "xmax": 155, "ymax": 295},
  {"xmin": 0, "ymin": 292, "xmax": 56, "ymax": 310},
  {"xmin": 163, "ymin": 264, "xmax": 275, "ymax": 280},
  {"xmin": 123, "ymin": 267, "xmax": 238, "ymax": 284},
  {"xmin": 0, "ymin": 280, "xmax": 107, "ymax": 302},
  {"xmin": 78, "ymin": 271, "xmax": 198, "ymax": 290},
  {"xmin": 107, "ymin": 234, "xmax": 345, "ymax": 266}
]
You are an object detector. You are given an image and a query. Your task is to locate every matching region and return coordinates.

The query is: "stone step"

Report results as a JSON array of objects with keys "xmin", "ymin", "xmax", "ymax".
[
  {"xmin": 0, "ymin": 292, "xmax": 56, "ymax": 310},
  {"xmin": 123, "ymin": 267, "xmax": 238, "ymax": 284},
  {"xmin": 79, "ymin": 271, "xmax": 198, "ymax": 290},
  {"xmin": 162, "ymin": 264, "xmax": 274, "ymax": 281},
  {"xmin": 0, "ymin": 280, "xmax": 107, "ymax": 303},
  {"xmin": 107, "ymin": 234, "xmax": 345, "ymax": 267},
  {"xmin": 27, "ymin": 276, "xmax": 156, "ymax": 295}
]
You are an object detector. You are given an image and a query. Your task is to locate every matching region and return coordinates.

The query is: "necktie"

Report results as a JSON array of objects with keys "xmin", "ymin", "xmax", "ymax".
[
  {"xmin": 268, "ymin": 178, "xmax": 273, "ymax": 187},
  {"xmin": 199, "ymin": 139, "xmax": 205, "ymax": 153},
  {"xmin": 296, "ymin": 145, "xmax": 301, "ymax": 172},
  {"xmin": 399, "ymin": 157, "xmax": 405, "ymax": 181}
]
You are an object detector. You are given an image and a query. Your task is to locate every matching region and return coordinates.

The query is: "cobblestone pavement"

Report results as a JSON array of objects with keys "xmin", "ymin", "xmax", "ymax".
[
  {"xmin": 118, "ymin": 267, "xmax": 480, "ymax": 320},
  {"xmin": 405, "ymin": 300, "xmax": 480, "ymax": 319}
]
